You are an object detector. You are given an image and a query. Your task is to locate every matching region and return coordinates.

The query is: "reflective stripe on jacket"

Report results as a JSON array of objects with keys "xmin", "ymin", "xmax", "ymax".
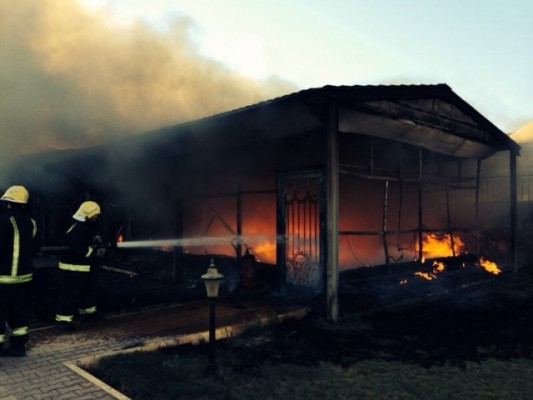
[
  {"xmin": 0, "ymin": 273, "xmax": 32, "ymax": 284},
  {"xmin": 59, "ymin": 220, "xmax": 97, "ymax": 273},
  {"xmin": 58, "ymin": 262, "xmax": 91, "ymax": 272},
  {"xmin": 0, "ymin": 209, "xmax": 38, "ymax": 284}
]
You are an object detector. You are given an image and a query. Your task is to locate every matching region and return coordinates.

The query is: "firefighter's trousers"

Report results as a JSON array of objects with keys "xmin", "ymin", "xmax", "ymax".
[
  {"xmin": 56, "ymin": 265, "xmax": 99, "ymax": 322},
  {"xmin": 0, "ymin": 282, "xmax": 31, "ymax": 346}
]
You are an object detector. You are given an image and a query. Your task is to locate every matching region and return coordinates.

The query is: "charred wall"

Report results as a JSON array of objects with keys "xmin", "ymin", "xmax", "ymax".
[
  {"xmin": 0, "ymin": 89, "xmax": 519, "ymax": 272},
  {"xmin": 0, "ymin": 123, "xmax": 503, "ymax": 269}
]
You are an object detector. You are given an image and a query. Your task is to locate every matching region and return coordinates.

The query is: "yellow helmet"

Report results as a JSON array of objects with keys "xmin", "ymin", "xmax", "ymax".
[
  {"xmin": 73, "ymin": 201, "xmax": 101, "ymax": 221},
  {"xmin": 1, "ymin": 185, "xmax": 29, "ymax": 204}
]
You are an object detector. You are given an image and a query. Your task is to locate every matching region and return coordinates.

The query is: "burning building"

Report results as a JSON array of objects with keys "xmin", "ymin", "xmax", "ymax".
[{"xmin": 0, "ymin": 84, "xmax": 519, "ymax": 321}]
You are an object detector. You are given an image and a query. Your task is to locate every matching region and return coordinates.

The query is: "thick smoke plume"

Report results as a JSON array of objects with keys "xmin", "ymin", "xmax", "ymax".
[{"xmin": 0, "ymin": 0, "xmax": 296, "ymax": 161}]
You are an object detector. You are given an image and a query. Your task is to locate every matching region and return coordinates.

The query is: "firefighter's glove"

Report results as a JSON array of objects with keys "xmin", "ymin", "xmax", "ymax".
[
  {"xmin": 94, "ymin": 246, "xmax": 106, "ymax": 258},
  {"xmin": 93, "ymin": 246, "xmax": 106, "ymax": 258}
]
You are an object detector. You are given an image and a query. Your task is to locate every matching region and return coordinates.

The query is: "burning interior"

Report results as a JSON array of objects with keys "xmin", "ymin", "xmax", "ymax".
[{"xmin": 0, "ymin": 84, "xmax": 521, "ymax": 319}]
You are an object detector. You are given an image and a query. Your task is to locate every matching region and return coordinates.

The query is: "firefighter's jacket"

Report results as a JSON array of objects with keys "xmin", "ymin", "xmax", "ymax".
[
  {"xmin": 59, "ymin": 221, "xmax": 98, "ymax": 272},
  {"xmin": 0, "ymin": 208, "xmax": 38, "ymax": 284}
]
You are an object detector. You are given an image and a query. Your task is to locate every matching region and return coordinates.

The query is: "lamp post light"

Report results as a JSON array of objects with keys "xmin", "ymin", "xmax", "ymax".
[{"xmin": 201, "ymin": 258, "xmax": 224, "ymax": 377}]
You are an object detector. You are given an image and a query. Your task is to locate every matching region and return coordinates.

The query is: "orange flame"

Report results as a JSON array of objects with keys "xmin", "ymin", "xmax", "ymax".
[
  {"xmin": 479, "ymin": 257, "xmax": 502, "ymax": 275},
  {"xmin": 404, "ymin": 234, "xmax": 502, "ymax": 284},
  {"xmin": 432, "ymin": 261, "xmax": 445, "ymax": 273},
  {"xmin": 414, "ymin": 271, "xmax": 436, "ymax": 281},
  {"xmin": 253, "ymin": 241, "xmax": 276, "ymax": 264},
  {"xmin": 418, "ymin": 233, "xmax": 465, "ymax": 261},
  {"xmin": 413, "ymin": 261, "xmax": 446, "ymax": 281},
  {"xmin": 116, "ymin": 234, "xmax": 123, "ymax": 243}
]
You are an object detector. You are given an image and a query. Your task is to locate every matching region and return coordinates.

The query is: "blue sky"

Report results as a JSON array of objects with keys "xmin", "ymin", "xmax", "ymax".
[{"xmin": 87, "ymin": 0, "xmax": 533, "ymax": 133}]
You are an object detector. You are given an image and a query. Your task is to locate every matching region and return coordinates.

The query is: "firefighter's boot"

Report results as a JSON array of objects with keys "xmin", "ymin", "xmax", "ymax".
[
  {"xmin": 2, "ymin": 336, "xmax": 26, "ymax": 357},
  {"xmin": 56, "ymin": 321, "xmax": 77, "ymax": 332}
]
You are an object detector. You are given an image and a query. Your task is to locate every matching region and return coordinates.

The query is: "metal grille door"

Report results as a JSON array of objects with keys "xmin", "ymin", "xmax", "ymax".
[{"xmin": 280, "ymin": 173, "xmax": 323, "ymax": 290}]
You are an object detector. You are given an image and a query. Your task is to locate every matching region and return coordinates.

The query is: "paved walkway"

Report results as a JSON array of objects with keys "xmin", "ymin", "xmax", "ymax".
[{"xmin": 0, "ymin": 298, "xmax": 308, "ymax": 400}]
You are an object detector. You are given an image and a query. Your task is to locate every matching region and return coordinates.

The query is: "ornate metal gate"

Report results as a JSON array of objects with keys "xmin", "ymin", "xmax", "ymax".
[{"xmin": 278, "ymin": 171, "xmax": 324, "ymax": 291}]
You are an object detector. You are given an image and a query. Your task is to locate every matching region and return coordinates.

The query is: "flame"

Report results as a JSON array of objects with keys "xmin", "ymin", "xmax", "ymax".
[
  {"xmin": 412, "ymin": 261, "xmax": 447, "ymax": 281},
  {"xmin": 432, "ymin": 261, "xmax": 445, "ymax": 272},
  {"xmin": 479, "ymin": 257, "xmax": 502, "ymax": 275},
  {"xmin": 418, "ymin": 233, "xmax": 465, "ymax": 261},
  {"xmin": 116, "ymin": 233, "xmax": 123, "ymax": 243},
  {"xmin": 414, "ymin": 271, "xmax": 436, "ymax": 281},
  {"xmin": 253, "ymin": 241, "xmax": 276, "ymax": 264}
]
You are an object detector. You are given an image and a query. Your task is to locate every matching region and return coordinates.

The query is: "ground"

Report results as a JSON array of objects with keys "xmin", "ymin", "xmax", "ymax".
[
  {"xmin": 213, "ymin": 260, "xmax": 533, "ymax": 370},
  {"xmin": 31, "ymin": 250, "xmax": 533, "ymax": 369},
  {"xmin": 81, "ymin": 255, "xmax": 533, "ymax": 400}
]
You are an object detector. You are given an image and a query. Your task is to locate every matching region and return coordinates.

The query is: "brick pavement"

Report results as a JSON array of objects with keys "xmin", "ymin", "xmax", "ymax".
[{"xmin": 0, "ymin": 299, "xmax": 308, "ymax": 400}]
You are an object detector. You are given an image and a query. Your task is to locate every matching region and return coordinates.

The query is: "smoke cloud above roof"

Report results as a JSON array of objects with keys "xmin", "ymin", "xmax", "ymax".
[{"xmin": 0, "ymin": 0, "xmax": 296, "ymax": 161}]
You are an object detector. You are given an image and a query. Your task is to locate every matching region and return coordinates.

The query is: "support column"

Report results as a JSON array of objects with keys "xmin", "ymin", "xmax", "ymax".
[
  {"xmin": 236, "ymin": 184, "xmax": 243, "ymax": 268},
  {"xmin": 475, "ymin": 160, "xmax": 481, "ymax": 227},
  {"xmin": 172, "ymin": 152, "xmax": 184, "ymax": 284},
  {"xmin": 326, "ymin": 106, "xmax": 339, "ymax": 323},
  {"xmin": 510, "ymin": 149, "xmax": 518, "ymax": 272},
  {"xmin": 417, "ymin": 149, "xmax": 424, "ymax": 263},
  {"xmin": 382, "ymin": 180, "xmax": 390, "ymax": 267}
]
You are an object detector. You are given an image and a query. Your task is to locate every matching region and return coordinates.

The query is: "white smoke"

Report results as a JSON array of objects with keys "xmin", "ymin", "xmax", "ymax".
[{"xmin": 0, "ymin": 0, "xmax": 296, "ymax": 161}]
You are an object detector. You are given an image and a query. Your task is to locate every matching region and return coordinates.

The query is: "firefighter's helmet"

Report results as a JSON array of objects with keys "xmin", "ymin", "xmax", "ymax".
[
  {"xmin": 73, "ymin": 201, "xmax": 101, "ymax": 221},
  {"xmin": 1, "ymin": 185, "xmax": 29, "ymax": 204}
]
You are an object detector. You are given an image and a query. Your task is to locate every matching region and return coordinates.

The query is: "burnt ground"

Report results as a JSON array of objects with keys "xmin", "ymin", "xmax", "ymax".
[
  {"xmin": 30, "ymin": 250, "xmax": 533, "ymax": 369},
  {"xmin": 211, "ymin": 258, "xmax": 533, "ymax": 370},
  {"xmin": 177, "ymin": 255, "xmax": 533, "ymax": 370}
]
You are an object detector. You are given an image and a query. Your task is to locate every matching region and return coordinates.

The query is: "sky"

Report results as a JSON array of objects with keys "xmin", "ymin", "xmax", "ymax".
[
  {"xmin": 0, "ymin": 0, "xmax": 531, "ymax": 158},
  {"xmin": 92, "ymin": 0, "xmax": 532, "ymax": 131}
]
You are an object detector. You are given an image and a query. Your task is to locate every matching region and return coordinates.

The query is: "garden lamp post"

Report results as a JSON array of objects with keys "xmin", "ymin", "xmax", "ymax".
[{"xmin": 201, "ymin": 258, "xmax": 224, "ymax": 377}]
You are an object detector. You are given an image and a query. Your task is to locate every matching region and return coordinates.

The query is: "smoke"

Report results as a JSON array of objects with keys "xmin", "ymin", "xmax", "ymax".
[
  {"xmin": 510, "ymin": 121, "xmax": 533, "ymax": 143},
  {"xmin": 0, "ymin": 0, "xmax": 297, "ymax": 160}
]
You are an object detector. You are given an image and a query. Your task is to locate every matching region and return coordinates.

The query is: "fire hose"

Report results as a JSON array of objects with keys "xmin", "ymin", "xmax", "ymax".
[{"xmin": 38, "ymin": 236, "xmax": 246, "ymax": 275}]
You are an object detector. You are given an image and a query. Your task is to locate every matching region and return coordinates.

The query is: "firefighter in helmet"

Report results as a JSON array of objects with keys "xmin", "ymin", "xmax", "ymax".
[
  {"xmin": 0, "ymin": 185, "xmax": 38, "ymax": 357},
  {"xmin": 55, "ymin": 200, "xmax": 105, "ymax": 331}
]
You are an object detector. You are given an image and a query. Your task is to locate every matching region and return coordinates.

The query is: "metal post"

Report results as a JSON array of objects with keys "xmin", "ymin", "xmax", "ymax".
[
  {"xmin": 201, "ymin": 261, "xmax": 222, "ymax": 377},
  {"xmin": 475, "ymin": 160, "xmax": 481, "ymax": 227},
  {"xmin": 236, "ymin": 184, "xmax": 243, "ymax": 275},
  {"xmin": 204, "ymin": 298, "xmax": 218, "ymax": 377},
  {"xmin": 382, "ymin": 180, "xmax": 390, "ymax": 267},
  {"xmin": 326, "ymin": 105, "xmax": 339, "ymax": 323},
  {"xmin": 418, "ymin": 149, "xmax": 424, "ymax": 263},
  {"xmin": 510, "ymin": 149, "xmax": 518, "ymax": 272},
  {"xmin": 172, "ymin": 151, "xmax": 184, "ymax": 284},
  {"xmin": 446, "ymin": 186, "xmax": 455, "ymax": 257}
]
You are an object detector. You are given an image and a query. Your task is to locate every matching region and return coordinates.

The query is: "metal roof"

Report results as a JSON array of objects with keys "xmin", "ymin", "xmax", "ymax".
[{"xmin": 155, "ymin": 83, "xmax": 519, "ymax": 159}]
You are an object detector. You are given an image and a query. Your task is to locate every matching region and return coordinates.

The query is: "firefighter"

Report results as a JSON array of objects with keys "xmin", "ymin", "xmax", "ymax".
[
  {"xmin": 55, "ymin": 200, "xmax": 105, "ymax": 331},
  {"xmin": 0, "ymin": 185, "xmax": 38, "ymax": 357}
]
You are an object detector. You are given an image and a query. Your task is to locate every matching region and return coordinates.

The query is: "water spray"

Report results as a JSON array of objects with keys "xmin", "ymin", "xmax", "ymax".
[
  {"xmin": 117, "ymin": 236, "xmax": 239, "ymax": 249},
  {"xmin": 116, "ymin": 234, "xmax": 287, "ymax": 249}
]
